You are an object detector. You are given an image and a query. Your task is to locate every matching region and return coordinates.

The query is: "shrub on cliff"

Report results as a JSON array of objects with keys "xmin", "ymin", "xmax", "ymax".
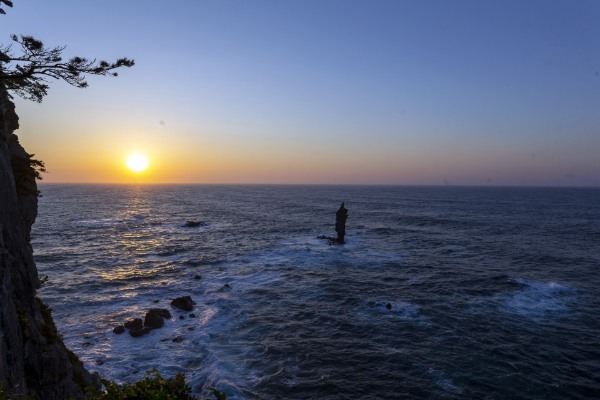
[
  {"xmin": 87, "ymin": 369, "xmax": 226, "ymax": 400},
  {"xmin": 88, "ymin": 369, "xmax": 194, "ymax": 400}
]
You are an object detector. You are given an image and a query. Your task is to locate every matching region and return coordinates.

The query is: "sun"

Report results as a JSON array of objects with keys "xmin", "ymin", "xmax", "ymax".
[{"xmin": 126, "ymin": 153, "xmax": 149, "ymax": 173}]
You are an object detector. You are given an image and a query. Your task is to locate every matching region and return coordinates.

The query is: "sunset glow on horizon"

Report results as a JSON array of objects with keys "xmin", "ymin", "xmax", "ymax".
[{"xmin": 4, "ymin": 1, "xmax": 600, "ymax": 186}]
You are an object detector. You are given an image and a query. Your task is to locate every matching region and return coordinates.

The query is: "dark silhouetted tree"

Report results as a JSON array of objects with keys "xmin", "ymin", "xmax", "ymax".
[
  {"xmin": 0, "ymin": 0, "xmax": 13, "ymax": 15},
  {"xmin": 1, "ymin": 2, "xmax": 133, "ymax": 101},
  {"xmin": 0, "ymin": 34, "xmax": 134, "ymax": 102}
]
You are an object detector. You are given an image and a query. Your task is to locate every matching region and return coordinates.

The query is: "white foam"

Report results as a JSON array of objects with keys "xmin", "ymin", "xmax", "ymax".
[
  {"xmin": 499, "ymin": 277, "xmax": 576, "ymax": 318},
  {"xmin": 141, "ymin": 253, "xmax": 187, "ymax": 262},
  {"xmin": 72, "ymin": 218, "xmax": 124, "ymax": 227}
]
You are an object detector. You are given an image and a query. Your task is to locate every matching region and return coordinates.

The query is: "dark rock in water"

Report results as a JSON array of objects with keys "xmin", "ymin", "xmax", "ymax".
[
  {"xmin": 179, "ymin": 315, "xmax": 185, "ymax": 320},
  {"xmin": 124, "ymin": 318, "xmax": 143, "ymax": 331},
  {"xmin": 335, "ymin": 202, "xmax": 348, "ymax": 244},
  {"xmin": 149, "ymin": 308, "xmax": 172, "ymax": 319},
  {"xmin": 317, "ymin": 202, "xmax": 348, "ymax": 245},
  {"xmin": 171, "ymin": 296, "xmax": 195, "ymax": 311},
  {"xmin": 172, "ymin": 336, "xmax": 184, "ymax": 343},
  {"xmin": 194, "ymin": 274, "xmax": 202, "ymax": 280},
  {"xmin": 113, "ymin": 325, "xmax": 125, "ymax": 334},
  {"xmin": 152, "ymin": 299, "xmax": 160, "ymax": 303},
  {"xmin": 184, "ymin": 220, "xmax": 203, "ymax": 228},
  {"xmin": 218, "ymin": 283, "xmax": 232, "ymax": 293},
  {"xmin": 144, "ymin": 310, "xmax": 165, "ymax": 329},
  {"xmin": 317, "ymin": 235, "xmax": 338, "ymax": 245},
  {"xmin": 189, "ymin": 313, "xmax": 196, "ymax": 318},
  {"xmin": 129, "ymin": 327, "xmax": 152, "ymax": 338},
  {"xmin": 386, "ymin": 303, "xmax": 392, "ymax": 310}
]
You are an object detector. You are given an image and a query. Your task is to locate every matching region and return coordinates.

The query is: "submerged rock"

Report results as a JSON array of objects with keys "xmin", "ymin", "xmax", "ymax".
[
  {"xmin": 217, "ymin": 283, "xmax": 232, "ymax": 293},
  {"xmin": 184, "ymin": 220, "xmax": 203, "ymax": 228},
  {"xmin": 171, "ymin": 296, "xmax": 195, "ymax": 311},
  {"xmin": 172, "ymin": 336, "xmax": 184, "ymax": 343}
]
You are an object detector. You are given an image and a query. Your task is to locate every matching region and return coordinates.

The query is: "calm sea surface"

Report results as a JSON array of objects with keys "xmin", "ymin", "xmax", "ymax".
[{"xmin": 32, "ymin": 185, "xmax": 600, "ymax": 399}]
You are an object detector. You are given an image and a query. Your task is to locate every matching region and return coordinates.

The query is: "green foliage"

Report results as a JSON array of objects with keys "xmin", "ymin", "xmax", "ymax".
[
  {"xmin": 208, "ymin": 388, "xmax": 227, "ymax": 400},
  {"xmin": 88, "ymin": 369, "xmax": 196, "ymax": 400},
  {"xmin": 86, "ymin": 370, "xmax": 227, "ymax": 400}
]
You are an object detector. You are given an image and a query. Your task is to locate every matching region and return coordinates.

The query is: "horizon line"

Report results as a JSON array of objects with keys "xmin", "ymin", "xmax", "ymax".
[{"xmin": 36, "ymin": 182, "xmax": 600, "ymax": 189}]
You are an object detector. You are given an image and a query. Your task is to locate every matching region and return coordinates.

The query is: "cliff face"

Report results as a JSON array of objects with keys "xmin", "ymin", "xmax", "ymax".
[{"xmin": 0, "ymin": 87, "xmax": 96, "ymax": 399}]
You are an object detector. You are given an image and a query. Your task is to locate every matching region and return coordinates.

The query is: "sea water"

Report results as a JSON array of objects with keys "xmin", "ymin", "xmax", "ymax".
[{"xmin": 32, "ymin": 185, "xmax": 600, "ymax": 399}]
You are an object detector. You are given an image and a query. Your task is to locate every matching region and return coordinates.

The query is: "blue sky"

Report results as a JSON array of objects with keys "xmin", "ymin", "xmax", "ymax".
[{"xmin": 3, "ymin": 0, "xmax": 599, "ymax": 185}]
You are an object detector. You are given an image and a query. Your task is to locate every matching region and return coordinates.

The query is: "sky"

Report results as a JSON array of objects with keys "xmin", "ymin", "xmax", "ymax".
[{"xmin": 2, "ymin": 0, "xmax": 599, "ymax": 185}]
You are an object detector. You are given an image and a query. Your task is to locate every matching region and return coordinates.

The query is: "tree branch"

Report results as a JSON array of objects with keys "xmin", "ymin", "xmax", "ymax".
[{"xmin": 0, "ymin": 35, "xmax": 134, "ymax": 102}]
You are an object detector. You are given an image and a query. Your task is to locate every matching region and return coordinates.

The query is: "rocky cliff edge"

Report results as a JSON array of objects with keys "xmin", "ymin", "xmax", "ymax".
[{"xmin": 0, "ymin": 87, "xmax": 97, "ymax": 399}]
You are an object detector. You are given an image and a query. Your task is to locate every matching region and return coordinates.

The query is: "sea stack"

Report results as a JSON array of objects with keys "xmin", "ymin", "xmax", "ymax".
[{"xmin": 335, "ymin": 202, "xmax": 348, "ymax": 244}]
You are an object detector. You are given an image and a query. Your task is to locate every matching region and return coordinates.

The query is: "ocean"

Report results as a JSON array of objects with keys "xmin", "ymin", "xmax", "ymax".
[{"xmin": 32, "ymin": 185, "xmax": 600, "ymax": 399}]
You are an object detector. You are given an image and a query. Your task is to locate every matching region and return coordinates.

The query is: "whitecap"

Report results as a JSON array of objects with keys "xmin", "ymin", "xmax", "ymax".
[
  {"xmin": 72, "ymin": 218, "xmax": 124, "ymax": 227},
  {"xmin": 499, "ymin": 277, "xmax": 576, "ymax": 318}
]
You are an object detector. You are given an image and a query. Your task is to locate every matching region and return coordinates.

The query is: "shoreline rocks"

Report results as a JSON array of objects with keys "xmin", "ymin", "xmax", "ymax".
[
  {"xmin": 113, "ymin": 301, "xmax": 195, "ymax": 338},
  {"xmin": 144, "ymin": 311, "xmax": 165, "ymax": 329},
  {"xmin": 112, "ymin": 325, "xmax": 125, "ymax": 334},
  {"xmin": 124, "ymin": 318, "xmax": 143, "ymax": 331}
]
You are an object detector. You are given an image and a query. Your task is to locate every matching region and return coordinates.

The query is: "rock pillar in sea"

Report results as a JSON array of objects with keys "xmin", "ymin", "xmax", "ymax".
[{"xmin": 335, "ymin": 202, "xmax": 348, "ymax": 244}]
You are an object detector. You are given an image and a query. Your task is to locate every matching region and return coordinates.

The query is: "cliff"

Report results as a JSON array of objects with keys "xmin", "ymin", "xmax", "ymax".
[{"xmin": 0, "ymin": 87, "xmax": 97, "ymax": 399}]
